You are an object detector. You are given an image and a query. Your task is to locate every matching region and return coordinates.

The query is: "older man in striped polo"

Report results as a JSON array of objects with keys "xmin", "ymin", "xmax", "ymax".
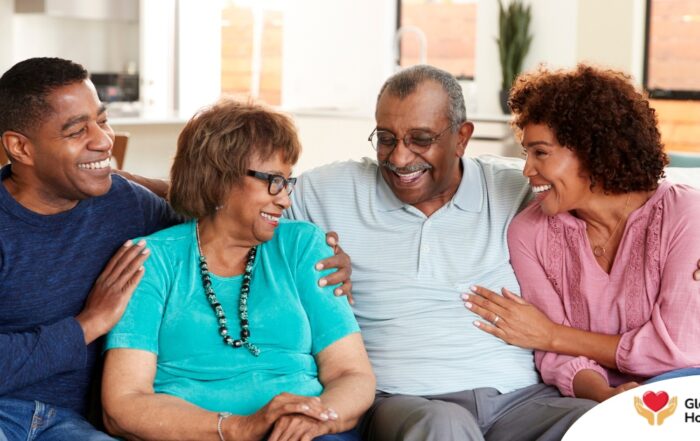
[{"xmin": 285, "ymin": 65, "xmax": 596, "ymax": 441}]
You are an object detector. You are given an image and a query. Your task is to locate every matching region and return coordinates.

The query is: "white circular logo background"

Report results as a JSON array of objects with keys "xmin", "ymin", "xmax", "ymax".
[{"xmin": 564, "ymin": 376, "xmax": 700, "ymax": 440}]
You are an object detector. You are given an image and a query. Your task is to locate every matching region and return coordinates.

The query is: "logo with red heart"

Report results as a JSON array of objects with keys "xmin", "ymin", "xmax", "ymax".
[
  {"xmin": 634, "ymin": 390, "xmax": 678, "ymax": 426},
  {"xmin": 643, "ymin": 391, "xmax": 668, "ymax": 412}
]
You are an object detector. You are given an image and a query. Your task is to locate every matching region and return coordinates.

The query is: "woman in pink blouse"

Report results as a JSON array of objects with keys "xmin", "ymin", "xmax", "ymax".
[{"xmin": 463, "ymin": 64, "xmax": 700, "ymax": 403}]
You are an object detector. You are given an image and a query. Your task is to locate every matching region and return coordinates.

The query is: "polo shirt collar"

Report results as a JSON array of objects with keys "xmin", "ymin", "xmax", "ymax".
[{"xmin": 375, "ymin": 157, "xmax": 483, "ymax": 213}]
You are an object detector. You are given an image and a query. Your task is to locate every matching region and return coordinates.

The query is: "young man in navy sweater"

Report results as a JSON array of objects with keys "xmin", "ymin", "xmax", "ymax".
[{"xmin": 0, "ymin": 57, "xmax": 180, "ymax": 440}]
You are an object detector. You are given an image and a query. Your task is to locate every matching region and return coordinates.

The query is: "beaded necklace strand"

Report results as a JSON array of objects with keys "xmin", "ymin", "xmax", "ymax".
[{"xmin": 196, "ymin": 222, "xmax": 260, "ymax": 357}]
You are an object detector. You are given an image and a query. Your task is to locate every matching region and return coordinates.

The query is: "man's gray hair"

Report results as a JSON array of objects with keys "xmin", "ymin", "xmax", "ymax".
[{"xmin": 376, "ymin": 65, "xmax": 467, "ymax": 130}]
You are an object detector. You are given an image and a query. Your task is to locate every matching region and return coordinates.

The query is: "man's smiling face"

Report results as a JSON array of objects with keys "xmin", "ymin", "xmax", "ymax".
[{"xmin": 374, "ymin": 80, "xmax": 471, "ymax": 216}]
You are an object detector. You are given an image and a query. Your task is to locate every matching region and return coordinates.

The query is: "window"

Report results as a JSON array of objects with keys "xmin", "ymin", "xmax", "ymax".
[
  {"xmin": 221, "ymin": 1, "xmax": 283, "ymax": 105},
  {"xmin": 644, "ymin": 0, "xmax": 700, "ymax": 153},
  {"xmin": 397, "ymin": 0, "xmax": 477, "ymax": 79},
  {"xmin": 644, "ymin": 0, "xmax": 700, "ymax": 99}
]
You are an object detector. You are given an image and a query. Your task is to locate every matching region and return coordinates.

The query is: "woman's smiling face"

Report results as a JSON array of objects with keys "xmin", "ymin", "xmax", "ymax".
[
  {"xmin": 220, "ymin": 150, "xmax": 293, "ymax": 245},
  {"xmin": 521, "ymin": 123, "xmax": 593, "ymax": 216}
]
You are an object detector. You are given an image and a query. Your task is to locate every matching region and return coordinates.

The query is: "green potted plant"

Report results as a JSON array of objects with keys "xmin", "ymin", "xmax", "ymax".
[{"xmin": 496, "ymin": 0, "xmax": 532, "ymax": 113}]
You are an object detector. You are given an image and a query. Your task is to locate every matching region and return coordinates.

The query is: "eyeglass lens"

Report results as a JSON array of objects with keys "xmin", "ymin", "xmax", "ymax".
[
  {"xmin": 270, "ymin": 176, "xmax": 284, "ymax": 195},
  {"xmin": 269, "ymin": 175, "xmax": 296, "ymax": 195},
  {"xmin": 371, "ymin": 130, "xmax": 437, "ymax": 150}
]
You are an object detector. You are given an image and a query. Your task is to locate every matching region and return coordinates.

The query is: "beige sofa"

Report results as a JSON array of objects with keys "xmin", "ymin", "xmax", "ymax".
[{"xmin": 665, "ymin": 167, "xmax": 700, "ymax": 188}]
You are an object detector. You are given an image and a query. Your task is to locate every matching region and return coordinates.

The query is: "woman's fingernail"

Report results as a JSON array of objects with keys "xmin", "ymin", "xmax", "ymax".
[
  {"xmin": 335, "ymin": 288, "xmax": 343, "ymax": 295},
  {"xmin": 473, "ymin": 320, "xmax": 482, "ymax": 328},
  {"xmin": 141, "ymin": 248, "xmax": 150, "ymax": 255},
  {"xmin": 318, "ymin": 278, "xmax": 327, "ymax": 287},
  {"xmin": 470, "ymin": 285, "xmax": 477, "ymax": 292},
  {"xmin": 301, "ymin": 404, "xmax": 309, "ymax": 411},
  {"xmin": 315, "ymin": 263, "xmax": 324, "ymax": 270},
  {"xmin": 464, "ymin": 301, "xmax": 473, "ymax": 309},
  {"xmin": 123, "ymin": 240, "xmax": 133, "ymax": 247},
  {"xmin": 137, "ymin": 239, "xmax": 146, "ymax": 247},
  {"xmin": 320, "ymin": 412, "xmax": 329, "ymax": 421},
  {"xmin": 461, "ymin": 293, "xmax": 470, "ymax": 300},
  {"xmin": 328, "ymin": 409, "xmax": 338, "ymax": 420}
]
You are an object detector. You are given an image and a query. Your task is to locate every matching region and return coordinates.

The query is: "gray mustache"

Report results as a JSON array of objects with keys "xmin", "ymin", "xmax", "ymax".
[{"xmin": 380, "ymin": 161, "xmax": 432, "ymax": 174}]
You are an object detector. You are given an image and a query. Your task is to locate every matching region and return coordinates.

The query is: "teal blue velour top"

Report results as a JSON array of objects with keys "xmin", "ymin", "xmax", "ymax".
[{"xmin": 105, "ymin": 219, "xmax": 359, "ymax": 415}]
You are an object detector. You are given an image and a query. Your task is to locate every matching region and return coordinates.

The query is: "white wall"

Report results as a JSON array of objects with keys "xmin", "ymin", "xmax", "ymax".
[
  {"xmin": 282, "ymin": 0, "xmax": 583, "ymax": 117},
  {"xmin": 176, "ymin": 0, "xmax": 220, "ymax": 118},
  {"xmin": 139, "ymin": 0, "xmax": 176, "ymax": 118},
  {"xmin": 576, "ymin": 0, "xmax": 646, "ymax": 81},
  {"xmin": 2, "ymin": 0, "xmax": 651, "ymax": 179},
  {"xmin": 282, "ymin": 0, "xmax": 397, "ymax": 116},
  {"xmin": 6, "ymin": 13, "xmax": 138, "ymax": 74},
  {"xmin": 0, "ymin": 0, "xmax": 14, "ymax": 71},
  {"xmin": 475, "ymin": 0, "xmax": 646, "ymax": 115}
]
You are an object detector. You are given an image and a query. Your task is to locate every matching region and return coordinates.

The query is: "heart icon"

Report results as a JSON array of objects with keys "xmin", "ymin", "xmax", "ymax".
[{"xmin": 643, "ymin": 391, "xmax": 669, "ymax": 412}]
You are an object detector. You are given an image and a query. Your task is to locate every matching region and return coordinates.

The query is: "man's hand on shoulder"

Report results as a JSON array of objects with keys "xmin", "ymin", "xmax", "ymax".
[
  {"xmin": 316, "ymin": 232, "xmax": 354, "ymax": 304},
  {"xmin": 114, "ymin": 169, "xmax": 170, "ymax": 200},
  {"xmin": 75, "ymin": 239, "xmax": 150, "ymax": 344}
]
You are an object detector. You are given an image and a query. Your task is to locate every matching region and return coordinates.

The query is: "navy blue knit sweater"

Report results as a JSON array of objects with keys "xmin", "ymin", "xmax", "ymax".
[{"xmin": 0, "ymin": 166, "xmax": 179, "ymax": 414}]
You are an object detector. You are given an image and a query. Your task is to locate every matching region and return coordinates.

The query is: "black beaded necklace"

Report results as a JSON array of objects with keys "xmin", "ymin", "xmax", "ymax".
[{"xmin": 196, "ymin": 222, "xmax": 260, "ymax": 357}]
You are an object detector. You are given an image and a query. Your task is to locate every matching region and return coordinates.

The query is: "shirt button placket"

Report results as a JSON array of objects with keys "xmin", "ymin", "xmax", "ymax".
[{"xmin": 418, "ymin": 219, "xmax": 432, "ymax": 275}]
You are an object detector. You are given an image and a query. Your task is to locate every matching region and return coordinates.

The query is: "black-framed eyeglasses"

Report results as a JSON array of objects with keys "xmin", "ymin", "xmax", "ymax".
[
  {"xmin": 246, "ymin": 170, "xmax": 297, "ymax": 195},
  {"xmin": 368, "ymin": 124, "xmax": 455, "ymax": 154}
]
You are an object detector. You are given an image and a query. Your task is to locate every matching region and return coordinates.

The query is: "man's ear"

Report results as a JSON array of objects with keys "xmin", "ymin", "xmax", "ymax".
[
  {"xmin": 1, "ymin": 131, "xmax": 34, "ymax": 166},
  {"xmin": 456, "ymin": 121, "xmax": 475, "ymax": 157}
]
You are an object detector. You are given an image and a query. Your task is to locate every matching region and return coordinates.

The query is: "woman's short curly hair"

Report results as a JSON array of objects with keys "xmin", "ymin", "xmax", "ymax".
[
  {"xmin": 509, "ymin": 64, "xmax": 667, "ymax": 194},
  {"xmin": 169, "ymin": 98, "xmax": 301, "ymax": 218}
]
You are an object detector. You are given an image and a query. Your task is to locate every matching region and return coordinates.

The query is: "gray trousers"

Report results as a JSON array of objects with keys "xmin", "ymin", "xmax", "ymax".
[{"xmin": 359, "ymin": 383, "xmax": 596, "ymax": 441}]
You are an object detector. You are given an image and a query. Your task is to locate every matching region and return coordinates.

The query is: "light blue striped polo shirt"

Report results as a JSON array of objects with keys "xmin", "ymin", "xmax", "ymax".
[{"xmin": 286, "ymin": 155, "xmax": 539, "ymax": 395}]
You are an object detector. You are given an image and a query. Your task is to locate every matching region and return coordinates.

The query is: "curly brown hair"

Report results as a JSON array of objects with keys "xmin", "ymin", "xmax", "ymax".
[
  {"xmin": 169, "ymin": 98, "xmax": 301, "ymax": 218},
  {"xmin": 509, "ymin": 64, "xmax": 667, "ymax": 193}
]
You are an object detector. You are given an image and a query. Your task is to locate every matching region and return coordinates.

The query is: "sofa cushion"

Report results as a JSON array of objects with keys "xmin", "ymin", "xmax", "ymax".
[{"xmin": 665, "ymin": 167, "xmax": 700, "ymax": 189}]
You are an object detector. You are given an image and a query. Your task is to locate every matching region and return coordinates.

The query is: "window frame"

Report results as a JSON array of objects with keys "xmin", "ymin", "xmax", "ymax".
[{"xmin": 643, "ymin": 0, "xmax": 700, "ymax": 100}]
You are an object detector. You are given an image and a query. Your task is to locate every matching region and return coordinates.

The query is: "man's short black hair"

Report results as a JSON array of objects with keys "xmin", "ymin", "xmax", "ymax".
[{"xmin": 0, "ymin": 57, "xmax": 89, "ymax": 138}]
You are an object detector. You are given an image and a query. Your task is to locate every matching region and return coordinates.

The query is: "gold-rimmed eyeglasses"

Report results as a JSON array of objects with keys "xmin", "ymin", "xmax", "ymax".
[{"xmin": 368, "ymin": 124, "xmax": 455, "ymax": 155}]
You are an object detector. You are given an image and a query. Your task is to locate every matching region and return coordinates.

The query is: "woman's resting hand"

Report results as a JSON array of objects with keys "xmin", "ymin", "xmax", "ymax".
[
  {"xmin": 463, "ymin": 285, "xmax": 557, "ymax": 351},
  {"xmin": 573, "ymin": 369, "xmax": 639, "ymax": 402},
  {"xmin": 268, "ymin": 414, "xmax": 334, "ymax": 441},
  {"xmin": 224, "ymin": 393, "xmax": 337, "ymax": 441}
]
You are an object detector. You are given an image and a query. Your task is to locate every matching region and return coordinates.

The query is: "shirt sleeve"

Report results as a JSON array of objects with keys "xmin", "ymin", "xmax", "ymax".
[
  {"xmin": 616, "ymin": 186, "xmax": 700, "ymax": 376},
  {"xmin": 289, "ymin": 222, "xmax": 360, "ymax": 355},
  {"xmin": 285, "ymin": 173, "xmax": 310, "ymax": 221},
  {"xmin": 0, "ymin": 317, "xmax": 87, "ymax": 395},
  {"xmin": 508, "ymin": 209, "xmax": 608, "ymax": 397},
  {"xmin": 104, "ymin": 238, "xmax": 169, "ymax": 354},
  {"xmin": 535, "ymin": 351, "xmax": 610, "ymax": 397}
]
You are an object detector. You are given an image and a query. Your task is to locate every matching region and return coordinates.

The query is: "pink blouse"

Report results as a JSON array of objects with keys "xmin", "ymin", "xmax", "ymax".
[{"xmin": 508, "ymin": 181, "xmax": 700, "ymax": 397}]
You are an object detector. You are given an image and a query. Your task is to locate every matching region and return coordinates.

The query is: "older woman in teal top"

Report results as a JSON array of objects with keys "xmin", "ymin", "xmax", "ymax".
[{"xmin": 102, "ymin": 99, "xmax": 375, "ymax": 441}]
